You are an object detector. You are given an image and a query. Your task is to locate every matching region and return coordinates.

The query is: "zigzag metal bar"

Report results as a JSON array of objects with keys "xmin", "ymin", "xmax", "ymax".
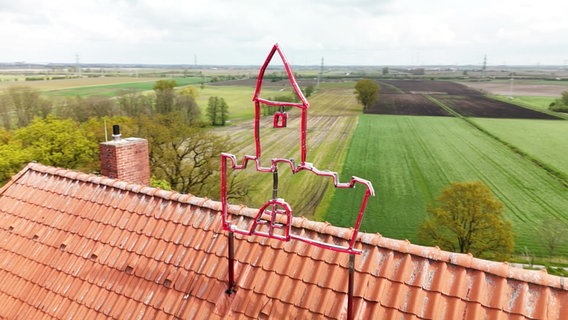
[{"xmin": 221, "ymin": 153, "xmax": 374, "ymax": 253}]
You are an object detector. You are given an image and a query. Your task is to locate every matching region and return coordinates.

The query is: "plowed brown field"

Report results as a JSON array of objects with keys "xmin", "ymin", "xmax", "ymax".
[{"xmin": 369, "ymin": 80, "xmax": 559, "ymax": 119}]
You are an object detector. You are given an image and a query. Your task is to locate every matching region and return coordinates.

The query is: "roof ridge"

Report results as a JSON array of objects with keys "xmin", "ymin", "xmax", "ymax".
[
  {"xmin": 24, "ymin": 162, "xmax": 568, "ymax": 289},
  {"xmin": 0, "ymin": 162, "xmax": 37, "ymax": 196}
]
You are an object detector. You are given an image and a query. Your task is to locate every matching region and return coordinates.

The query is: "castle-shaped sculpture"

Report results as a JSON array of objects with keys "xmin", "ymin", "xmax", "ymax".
[{"xmin": 220, "ymin": 44, "xmax": 374, "ymax": 254}]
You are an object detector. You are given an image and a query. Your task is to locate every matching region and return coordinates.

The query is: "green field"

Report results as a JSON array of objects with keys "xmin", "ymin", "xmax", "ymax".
[
  {"xmin": 508, "ymin": 96, "xmax": 556, "ymax": 110},
  {"xmin": 490, "ymin": 95, "xmax": 568, "ymax": 120},
  {"xmin": 472, "ymin": 118, "xmax": 568, "ymax": 178},
  {"xmin": 42, "ymin": 77, "xmax": 204, "ymax": 97},
  {"xmin": 491, "ymin": 95, "xmax": 554, "ymax": 111},
  {"xmin": 326, "ymin": 114, "xmax": 568, "ymax": 256},
  {"xmin": 194, "ymin": 85, "xmax": 285, "ymax": 121}
]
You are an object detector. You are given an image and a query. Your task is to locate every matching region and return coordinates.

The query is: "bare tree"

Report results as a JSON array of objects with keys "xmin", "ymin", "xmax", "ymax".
[
  {"xmin": 538, "ymin": 217, "xmax": 568, "ymax": 259},
  {"xmin": 5, "ymin": 86, "xmax": 52, "ymax": 127},
  {"xmin": 138, "ymin": 113, "xmax": 241, "ymax": 198}
]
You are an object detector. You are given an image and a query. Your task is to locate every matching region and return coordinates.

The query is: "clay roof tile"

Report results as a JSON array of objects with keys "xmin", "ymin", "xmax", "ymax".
[{"xmin": 1, "ymin": 163, "xmax": 567, "ymax": 319}]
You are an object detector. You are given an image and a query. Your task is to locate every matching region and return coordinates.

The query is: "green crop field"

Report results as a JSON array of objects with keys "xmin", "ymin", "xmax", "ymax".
[
  {"xmin": 508, "ymin": 96, "xmax": 556, "ymax": 110},
  {"xmin": 490, "ymin": 95, "xmax": 568, "ymax": 120},
  {"xmin": 491, "ymin": 95, "xmax": 554, "ymax": 111},
  {"xmin": 42, "ymin": 77, "xmax": 203, "ymax": 97},
  {"xmin": 472, "ymin": 118, "xmax": 568, "ymax": 178},
  {"xmin": 326, "ymin": 114, "xmax": 568, "ymax": 256},
  {"xmin": 194, "ymin": 85, "xmax": 285, "ymax": 121}
]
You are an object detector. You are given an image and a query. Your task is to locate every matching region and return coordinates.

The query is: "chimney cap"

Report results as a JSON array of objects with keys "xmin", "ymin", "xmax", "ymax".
[{"xmin": 112, "ymin": 124, "xmax": 121, "ymax": 141}]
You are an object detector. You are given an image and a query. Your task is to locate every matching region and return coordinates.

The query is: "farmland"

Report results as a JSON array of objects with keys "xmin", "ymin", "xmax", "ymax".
[
  {"xmin": 326, "ymin": 79, "xmax": 568, "ymax": 257},
  {"xmin": 43, "ymin": 77, "xmax": 204, "ymax": 97},
  {"xmin": 2, "ymin": 74, "xmax": 567, "ymax": 257},
  {"xmin": 327, "ymin": 114, "xmax": 568, "ymax": 255},
  {"xmin": 0, "ymin": 77, "xmax": 159, "ymax": 92},
  {"xmin": 471, "ymin": 118, "xmax": 568, "ymax": 178},
  {"xmin": 0, "ymin": 76, "xmax": 205, "ymax": 97},
  {"xmin": 371, "ymin": 80, "xmax": 560, "ymax": 119},
  {"xmin": 209, "ymin": 78, "xmax": 568, "ymax": 257},
  {"xmin": 461, "ymin": 79, "xmax": 568, "ymax": 97}
]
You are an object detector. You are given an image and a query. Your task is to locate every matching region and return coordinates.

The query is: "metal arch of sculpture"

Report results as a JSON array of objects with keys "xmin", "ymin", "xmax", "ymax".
[{"xmin": 220, "ymin": 44, "xmax": 375, "ymax": 255}]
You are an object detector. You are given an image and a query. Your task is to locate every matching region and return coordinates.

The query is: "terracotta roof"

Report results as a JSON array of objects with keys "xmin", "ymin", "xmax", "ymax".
[{"xmin": 0, "ymin": 163, "xmax": 567, "ymax": 319}]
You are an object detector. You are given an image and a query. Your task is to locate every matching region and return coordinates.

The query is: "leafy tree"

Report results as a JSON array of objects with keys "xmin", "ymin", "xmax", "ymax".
[
  {"xmin": 0, "ymin": 129, "xmax": 27, "ymax": 184},
  {"xmin": 153, "ymin": 79, "xmax": 177, "ymax": 91},
  {"xmin": 207, "ymin": 97, "xmax": 218, "ymax": 126},
  {"xmin": 0, "ymin": 116, "xmax": 99, "ymax": 185},
  {"xmin": 13, "ymin": 116, "xmax": 98, "ymax": 171},
  {"xmin": 562, "ymin": 91, "xmax": 568, "ymax": 105},
  {"xmin": 417, "ymin": 181, "xmax": 514, "ymax": 261},
  {"xmin": 304, "ymin": 85, "xmax": 315, "ymax": 98},
  {"xmin": 206, "ymin": 96, "xmax": 229, "ymax": 126},
  {"xmin": 354, "ymin": 79, "xmax": 380, "ymax": 111},
  {"xmin": 0, "ymin": 144, "xmax": 28, "ymax": 185},
  {"xmin": 178, "ymin": 86, "xmax": 200, "ymax": 99},
  {"xmin": 550, "ymin": 91, "xmax": 568, "ymax": 112},
  {"xmin": 219, "ymin": 98, "xmax": 229, "ymax": 125},
  {"xmin": 153, "ymin": 80, "xmax": 177, "ymax": 114},
  {"xmin": 150, "ymin": 176, "xmax": 172, "ymax": 190}
]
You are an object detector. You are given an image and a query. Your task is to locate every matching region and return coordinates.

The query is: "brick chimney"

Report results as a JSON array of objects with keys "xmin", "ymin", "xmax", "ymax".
[{"xmin": 99, "ymin": 125, "xmax": 150, "ymax": 185}]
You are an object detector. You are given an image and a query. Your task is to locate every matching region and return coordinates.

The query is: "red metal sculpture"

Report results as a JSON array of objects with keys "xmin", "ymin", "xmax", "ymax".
[{"xmin": 220, "ymin": 44, "xmax": 374, "ymax": 254}]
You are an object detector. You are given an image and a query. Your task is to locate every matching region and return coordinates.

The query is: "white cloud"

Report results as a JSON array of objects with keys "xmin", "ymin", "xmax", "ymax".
[{"xmin": 1, "ymin": 0, "xmax": 567, "ymax": 65}]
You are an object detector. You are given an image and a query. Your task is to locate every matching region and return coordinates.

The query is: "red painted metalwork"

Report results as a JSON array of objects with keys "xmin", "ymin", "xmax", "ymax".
[
  {"xmin": 348, "ymin": 253, "xmax": 355, "ymax": 320},
  {"xmin": 221, "ymin": 44, "xmax": 375, "ymax": 255},
  {"xmin": 273, "ymin": 111, "xmax": 288, "ymax": 128},
  {"xmin": 226, "ymin": 231, "xmax": 236, "ymax": 294}
]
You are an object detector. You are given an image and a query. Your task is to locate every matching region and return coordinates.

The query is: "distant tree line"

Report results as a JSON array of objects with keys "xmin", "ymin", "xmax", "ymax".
[
  {"xmin": 0, "ymin": 80, "xmax": 207, "ymax": 130},
  {"xmin": 0, "ymin": 81, "xmax": 246, "ymax": 201}
]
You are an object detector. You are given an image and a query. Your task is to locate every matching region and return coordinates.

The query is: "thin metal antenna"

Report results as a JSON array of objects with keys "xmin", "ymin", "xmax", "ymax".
[
  {"xmin": 509, "ymin": 74, "xmax": 515, "ymax": 99},
  {"xmin": 75, "ymin": 54, "xmax": 81, "ymax": 77},
  {"xmin": 482, "ymin": 54, "xmax": 487, "ymax": 78},
  {"xmin": 317, "ymin": 57, "xmax": 324, "ymax": 88}
]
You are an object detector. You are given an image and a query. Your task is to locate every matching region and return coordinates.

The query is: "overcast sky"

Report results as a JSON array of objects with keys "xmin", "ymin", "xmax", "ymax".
[{"xmin": 1, "ymin": 0, "xmax": 567, "ymax": 66}]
